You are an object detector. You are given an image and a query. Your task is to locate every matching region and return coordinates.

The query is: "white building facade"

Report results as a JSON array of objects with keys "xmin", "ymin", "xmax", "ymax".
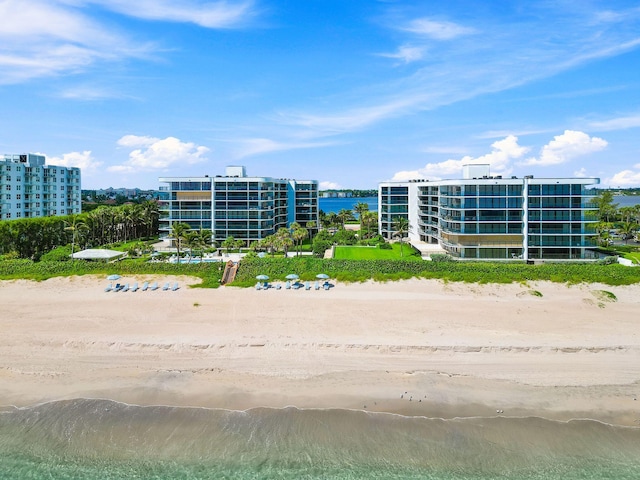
[
  {"xmin": 159, "ymin": 166, "xmax": 319, "ymax": 245},
  {"xmin": 0, "ymin": 153, "xmax": 81, "ymax": 220},
  {"xmin": 379, "ymin": 165, "xmax": 600, "ymax": 261}
]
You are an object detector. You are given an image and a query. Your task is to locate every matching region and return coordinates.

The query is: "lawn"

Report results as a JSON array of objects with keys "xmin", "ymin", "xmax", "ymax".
[
  {"xmin": 623, "ymin": 251, "xmax": 640, "ymax": 265},
  {"xmin": 334, "ymin": 243, "xmax": 421, "ymax": 260}
]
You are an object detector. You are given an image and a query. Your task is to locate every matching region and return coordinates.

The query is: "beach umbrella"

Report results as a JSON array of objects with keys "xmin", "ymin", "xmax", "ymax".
[
  {"xmin": 285, "ymin": 274, "xmax": 299, "ymax": 280},
  {"xmin": 316, "ymin": 273, "xmax": 330, "ymax": 279},
  {"xmin": 256, "ymin": 274, "xmax": 269, "ymax": 281},
  {"xmin": 107, "ymin": 274, "xmax": 121, "ymax": 280}
]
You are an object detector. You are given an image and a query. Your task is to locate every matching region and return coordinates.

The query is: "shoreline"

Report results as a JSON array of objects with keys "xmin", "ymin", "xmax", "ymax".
[{"xmin": 2, "ymin": 275, "xmax": 639, "ymax": 426}]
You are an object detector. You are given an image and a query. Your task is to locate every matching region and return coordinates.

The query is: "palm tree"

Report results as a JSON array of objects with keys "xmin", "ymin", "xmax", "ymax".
[
  {"xmin": 337, "ymin": 208, "xmax": 354, "ymax": 228},
  {"xmin": 64, "ymin": 214, "xmax": 88, "ymax": 259},
  {"xmin": 276, "ymin": 227, "xmax": 294, "ymax": 257},
  {"xmin": 290, "ymin": 222, "xmax": 308, "ymax": 256},
  {"xmin": 353, "ymin": 201, "xmax": 369, "ymax": 233},
  {"xmin": 361, "ymin": 210, "xmax": 378, "ymax": 240},
  {"xmin": 170, "ymin": 222, "xmax": 191, "ymax": 258},
  {"xmin": 593, "ymin": 191, "xmax": 618, "ymax": 222},
  {"xmin": 392, "ymin": 216, "xmax": 410, "ymax": 257},
  {"xmin": 618, "ymin": 221, "xmax": 639, "ymax": 244}
]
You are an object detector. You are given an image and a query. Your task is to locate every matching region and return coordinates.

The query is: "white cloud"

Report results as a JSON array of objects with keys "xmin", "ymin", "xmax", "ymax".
[
  {"xmin": 109, "ymin": 135, "xmax": 209, "ymax": 172},
  {"xmin": 320, "ymin": 181, "xmax": 342, "ymax": 190},
  {"xmin": 589, "ymin": 114, "xmax": 640, "ymax": 131},
  {"xmin": 0, "ymin": 0, "xmax": 151, "ymax": 84},
  {"xmin": 574, "ymin": 167, "xmax": 588, "ymax": 178},
  {"xmin": 391, "ymin": 135, "xmax": 528, "ymax": 181},
  {"xmin": 401, "ymin": 18, "xmax": 476, "ymax": 40},
  {"xmin": 83, "ymin": 0, "xmax": 257, "ymax": 28},
  {"xmin": 521, "ymin": 130, "xmax": 607, "ymax": 166},
  {"xmin": 378, "ymin": 45, "xmax": 424, "ymax": 64},
  {"xmin": 607, "ymin": 166, "xmax": 640, "ymax": 187},
  {"xmin": 46, "ymin": 150, "xmax": 103, "ymax": 172}
]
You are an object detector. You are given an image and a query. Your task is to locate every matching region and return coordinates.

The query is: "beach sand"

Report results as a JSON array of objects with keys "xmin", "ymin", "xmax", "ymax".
[{"xmin": 1, "ymin": 275, "xmax": 639, "ymax": 426}]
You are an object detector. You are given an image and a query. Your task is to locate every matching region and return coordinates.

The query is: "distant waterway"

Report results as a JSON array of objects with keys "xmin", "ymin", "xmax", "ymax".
[
  {"xmin": 318, "ymin": 196, "xmax": 377, "ymax": 214},
  {"xmin": 614, "ymin": 195, "xmax": 640, "ymax": 208}
]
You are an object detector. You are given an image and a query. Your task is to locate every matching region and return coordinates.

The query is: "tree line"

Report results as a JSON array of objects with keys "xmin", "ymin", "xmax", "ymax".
[
  {"xmin": 592, "ymin": 191, "xmax": 640, "ymax": 245},
  {"xmin": 0, "ymin": 200, "xmax": 159, "ymax": 260}
]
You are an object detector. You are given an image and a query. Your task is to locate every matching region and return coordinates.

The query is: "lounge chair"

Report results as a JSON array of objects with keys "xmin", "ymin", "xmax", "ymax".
[
  {"xmin": 314, "ymin": 281, "xmax": 320, "ymax": 290},
  {"xmin": 305, "ymin": 281, "xmax": 311, "ymax": 290},
  {"xmin": 285, "ymin": 281, "xmax": 291, "ymax": 289},
  {"xmin": 162, "ymin": 282, "xmax": 170, "ymax": 291},
  {"xmin": 275, "ymin": 283, "xmax": 282, "ymax": 290},
  {"xmin": 256, "ymin": 282, "xmax": 262, "ymax": 290},
  {"xmin": 171, "ymin": 282, "xmax": 179, "ymax": 291},
  {"xmin": 323, "ymin": 282, "xmax": 330, "ymax": 290},
  {"xmin": 121, "ymin": 283, "xmax": 130, "ymax": 292},
  {"xmin": 141, "ymin": 281, "xmax": 149, "ymax": 292},
  {"xmin": 105, "ymin": 283, "xmax": 113, "ymax": 292},
  {"xmin": 131, "ymin": 282, "xmax": 138, "ymax": 292},
  {"xmin": 150, "ymin": 282, "xmax": 158, "ymax": 291},
  {"xmin": 113, "ymin": 283, "xmax": 121, "ymax": 292}
]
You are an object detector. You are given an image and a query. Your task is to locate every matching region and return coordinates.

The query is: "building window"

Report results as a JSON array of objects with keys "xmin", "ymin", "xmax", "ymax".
[
  {"xmin": 6, "ymin": 194, "xmax": 10, "ymax": 199},
  {"xmin": 6, "ymin": 175, "xmax": 10, "ymax": 181},
  {"xmin": 60, "ymin": 186, "xmax": 64, "ymax": 191},
  {"xmin": 16, "ymin": 194, "xmax": 21, "ymax": 199},
  {"xmin": 16, "ymin": 185, "xmax": 20, "ymax": 190},
  {"xmin": 16, "ymin": 212, "xmax": 21, "ymax": 218},
  {"xmin": 36, "ymin": 194, "xmax": 40, "ymax": 199},
  {"xmin": 5, "ymin": 185, "xmax": 9, "ymax": 190}
]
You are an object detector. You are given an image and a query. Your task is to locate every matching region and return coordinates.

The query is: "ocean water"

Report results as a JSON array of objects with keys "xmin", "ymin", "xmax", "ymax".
[{"xmin": 1, "ymin": 399, "xmax": 640, "ymax": 479}]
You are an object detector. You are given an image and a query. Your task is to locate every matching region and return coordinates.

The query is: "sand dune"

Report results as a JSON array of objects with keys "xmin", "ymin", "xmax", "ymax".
[{"xmin": 1, "ymin": 275, "xmax": 639, "ymax": 426}]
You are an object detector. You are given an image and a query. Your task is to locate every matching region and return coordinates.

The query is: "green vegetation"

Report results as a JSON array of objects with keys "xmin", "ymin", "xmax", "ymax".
[
  {"xmin": 334, "ymin": 243, "xmax": 421, "ymax": 260},
  {"xmin": 529, "ymin": 290, "xmax": 543, "ymax": 297},
  {"xmin": 231, "ymin": 257, "xmax": 640, "ymax": 287},
  {"xmin": 592, "ymin": 290, "xmax": 617, "ymax": 302},
  {"xmin": 0, "ymin": 259, "xmax": 223, "ymax": 288}
]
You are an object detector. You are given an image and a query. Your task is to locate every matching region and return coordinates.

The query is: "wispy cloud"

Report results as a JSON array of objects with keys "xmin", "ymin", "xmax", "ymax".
[
  {"xmin": 109, "ymin": 135, "xmax": 209, "ymax": 173},
  {"xmin": 0, "ymin": 0, "xmax": 152, "ymax": 84},
  {"xmin": 319, "ymin": 181, "xmax": 343, "ymax": 190},
  {"xmin": 401, "ymin": 18, "xmax": 476, "ymax": 40},
  {"xmin": 0, "ymin": 0, "xmax": 258, "ymax": 84},
  {"xmin": 377, "ymin": 45, "xmax": 424, "ymax": 64},
  {"xmin": 280, "ymin": 4, "xmax": 640, "ymax": 139},
  {"xmin": 589, "ymin": 114, "xmax": 640, "ymax": 131},
  {"xmin": 233, "ymin": 137, "xmax": 339, "ymax": 158},
  {"xmin": 82, "ymin": 0, "xmax": 258, "ymax": 28}
]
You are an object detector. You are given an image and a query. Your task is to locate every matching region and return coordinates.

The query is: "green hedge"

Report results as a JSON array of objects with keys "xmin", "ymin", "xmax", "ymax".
[
  {"xmin": 0, "ymin": 259, "xmax": 223, "ymax": 288},
  {"xmin": 233, "ymin": 257, "xmax": 640, "ymax": 286}
]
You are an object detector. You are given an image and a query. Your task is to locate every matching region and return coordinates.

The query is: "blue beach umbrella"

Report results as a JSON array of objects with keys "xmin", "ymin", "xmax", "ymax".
[
  {"xmin": 316, "ymin": 273, "xmax": 330, "ymax": 279},
  {"xmin": 256, "ymin": 274, "xmax": 269, "ymax": 281},
  {"xmin": 285, "ymin": 274, "xmax": 299, "ymax": 280},
  {"xmin": 107, "ymin": 274, "xmax": 121, "ymax": 280}
]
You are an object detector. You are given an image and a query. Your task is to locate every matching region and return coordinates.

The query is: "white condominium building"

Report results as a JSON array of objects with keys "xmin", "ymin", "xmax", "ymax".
[
  {"xmin": 159, "ymin": 166, "xmax": 319, "ymax": 245},
  {"xmin": 0, "ymin": 153, "xmax": 81, "ymax": 220},
  {"xmin": 379, "ymin": 164, "xmax": 600, "ymax": 261}
]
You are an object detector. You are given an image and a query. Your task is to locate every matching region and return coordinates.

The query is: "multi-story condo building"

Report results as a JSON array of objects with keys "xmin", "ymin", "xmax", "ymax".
[
  {"xmin": 0, "ymin": 153, "xmax": 81, "ymax": 220},
  {"xmin": 379, "ymin": 164, "xmax": 600, "ymax": 261},
  {"xmin": 159, "ymin": 166, "xmax": 318, "ymax": 245}
]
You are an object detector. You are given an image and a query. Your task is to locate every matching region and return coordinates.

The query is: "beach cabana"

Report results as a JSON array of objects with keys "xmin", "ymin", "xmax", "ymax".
[{"xmin": 71, "ymin": 249, "xmax": 126, "ymax": 261}]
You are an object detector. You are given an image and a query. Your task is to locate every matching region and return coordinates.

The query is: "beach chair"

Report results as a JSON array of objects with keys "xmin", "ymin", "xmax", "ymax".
[
  {"xmin": 263, "ymin": 282, "xmax": 270, "ymax": 290},
  {"xmin": 275, "ymin": 283, "xmax": 282, "ymax": 290},
  {"xmin": 323, "ymin": 282, "xmax": 329, "ymax": 290},
  {"xmin": 150, "ymin": 282, "xmax": 158, "ymax": 291},
  {"xmin": 141, "ymin": 281, "xmax": 149, "ymax": 292},
  {"xmin": 256, "ymin": 282, "xmax": 262, "ymax": 290},
  {"xmin": 162, "ymin": 282, "xmax": 170, "ymax": 291},
  {"xmin": 285, "ymin": 281, "xmax": 291, "ymax": 289},
  {"xmin": 113, "ymin": 283, "xmax": 121, "ymax": 292},
  {"xmin": 171, "ymin": 282, "xmax": 179, "ymax": 291},
  {"xmin": 105, "ymin": 283, "xmax": 113, "ymax": 292},
  {"xmin": 131, "ymin": 282, "xmax": 138, "ymax": 292},
  {"xmin": 314, "ymin": 281, "xmax": 320, "ymax": 290},
  {"xmin": 305, "ymin": 281, "xmax": 311, "ymax": 290},
  {"xmin": 121, "ymin": 283, "xmax": 130, "ymax": 292}
]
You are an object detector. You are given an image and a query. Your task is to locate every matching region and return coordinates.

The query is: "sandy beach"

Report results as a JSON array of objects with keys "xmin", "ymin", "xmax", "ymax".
[{"xmin": 1, "ymin": 275, "xmax": 639, "ymax": 426}]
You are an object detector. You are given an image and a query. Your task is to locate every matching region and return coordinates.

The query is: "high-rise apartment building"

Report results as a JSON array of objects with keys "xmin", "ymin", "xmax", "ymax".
[
  {"xmin": 0, "ymin": 153, "xmax": 81, "ymax": 220},
  {"xmin": 379, "ymin": 164, "xmax": 600, "ymax": 261},
  {"xmin": 159, "ymin": 166, "xmax": 318, "ymax": 245}
]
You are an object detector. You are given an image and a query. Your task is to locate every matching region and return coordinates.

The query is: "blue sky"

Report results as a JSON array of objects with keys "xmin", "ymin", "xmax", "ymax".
[{"xmin": 2, "ymin": 0, "xmax": 640, "ymax": 190}]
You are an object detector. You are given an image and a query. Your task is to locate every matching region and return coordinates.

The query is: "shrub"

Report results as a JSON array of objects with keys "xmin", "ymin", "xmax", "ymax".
[
  {"xmin": 39, "ymin": 245, "xmax": 73, "ymax": 262},
  {"xmin": 430, "ymin": 253, "xmax": 455, "ymax": 262}
]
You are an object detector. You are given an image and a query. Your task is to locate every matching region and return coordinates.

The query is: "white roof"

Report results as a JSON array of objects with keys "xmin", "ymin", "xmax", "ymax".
[{"xmin": 70, "ymin": 249, "xmax": 125, "ymax": 260}]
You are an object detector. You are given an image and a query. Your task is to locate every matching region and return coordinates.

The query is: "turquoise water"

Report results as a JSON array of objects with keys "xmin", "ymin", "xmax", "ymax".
[
  {"xmin": 2, "ymin": 399, "xmax": 639, "ymax": 479},
  {"xmin": 319, "ymin": 197, "xmax": 378, "ymax": 215}
]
